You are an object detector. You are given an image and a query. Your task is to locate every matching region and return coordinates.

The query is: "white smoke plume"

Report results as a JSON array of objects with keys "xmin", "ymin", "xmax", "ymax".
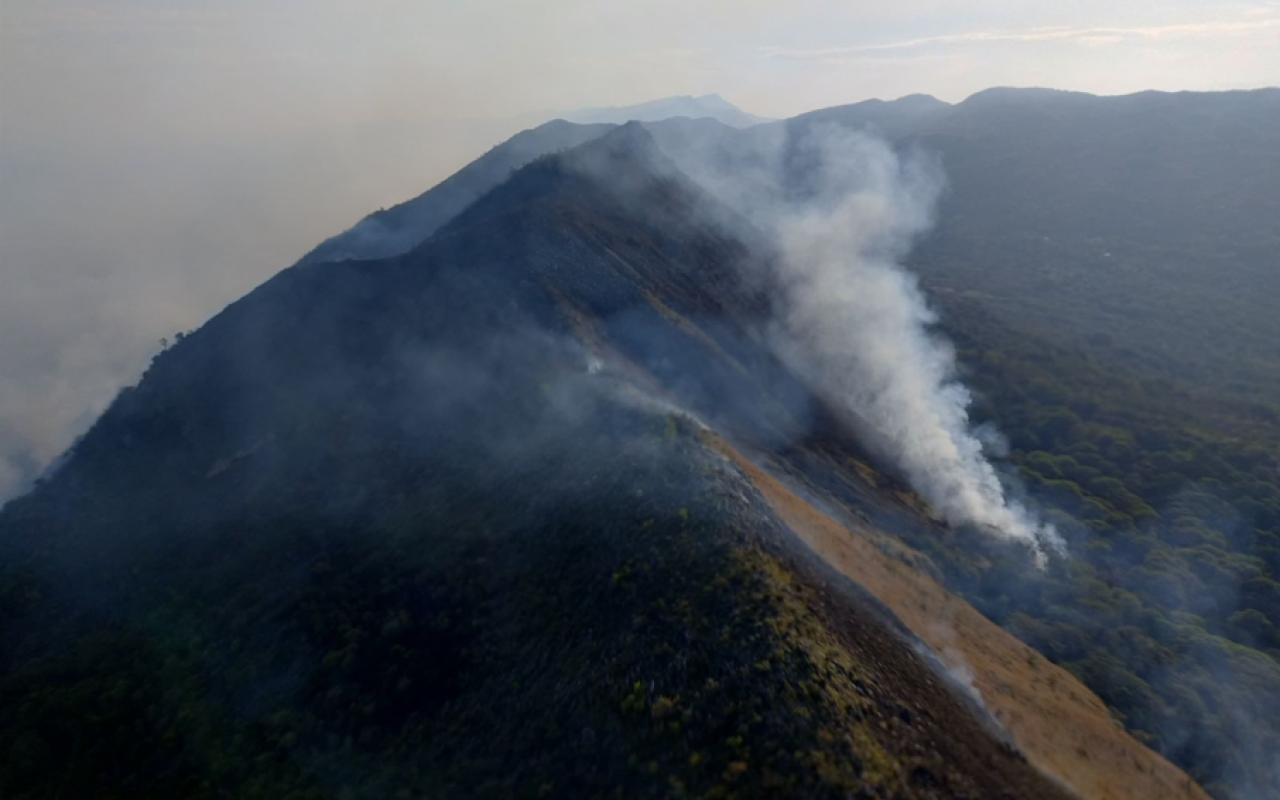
[{"xmin": 690, "ymin": 125, "xmax": 1064, "ymax": 564}]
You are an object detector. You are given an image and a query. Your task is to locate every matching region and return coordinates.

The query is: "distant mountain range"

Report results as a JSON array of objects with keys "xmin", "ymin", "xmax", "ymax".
[{"xmin": 555, "ymin": 93, "xmax": 772, "ymax": 128}]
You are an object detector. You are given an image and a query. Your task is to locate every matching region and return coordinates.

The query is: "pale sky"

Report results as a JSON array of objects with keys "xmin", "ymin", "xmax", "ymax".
[{"xmin": 1, "ymin": 0, "xmax": 1278, "ymax": 498}]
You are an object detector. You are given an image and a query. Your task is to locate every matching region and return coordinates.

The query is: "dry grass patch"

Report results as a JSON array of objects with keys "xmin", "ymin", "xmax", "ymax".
[{"xmin": 709, "ymin": 435, "xmax": 1212, "ymax": 800}]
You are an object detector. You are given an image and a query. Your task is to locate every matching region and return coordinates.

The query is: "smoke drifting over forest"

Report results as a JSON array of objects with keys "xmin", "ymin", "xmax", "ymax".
[{"xmin": 667, "ymin": 125, "xmax": 1063, "ymax": 562}]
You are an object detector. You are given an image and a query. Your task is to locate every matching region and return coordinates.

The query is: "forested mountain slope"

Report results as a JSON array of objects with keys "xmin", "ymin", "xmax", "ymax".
[
  {"xmin": 288, "ymin": 89, "xmax": 1280, "ymax": 799},
  {"xmin": 882, "ymin": 89, "xmax": 1279, "ymax": 408},
  {"xmin": 5, "ymin": 87, "xmax": 1277, "ymax": 800},
  {"xmin": 0, "ymin": 125, "xmax": 1115, "ymax": 799},
  {"xmin": 692, "ymin": 92, "xmax": 1280, "ymax": 800}
]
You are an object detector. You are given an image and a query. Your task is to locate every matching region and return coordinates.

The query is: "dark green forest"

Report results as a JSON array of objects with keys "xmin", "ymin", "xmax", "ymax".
[
  {"xmin": 859, "ymin": 88, "xmax": 1280, "ymax": 799},
  {"xmin": 914, "ymin": 293, "xmax": 1280, "ymax": 800}
]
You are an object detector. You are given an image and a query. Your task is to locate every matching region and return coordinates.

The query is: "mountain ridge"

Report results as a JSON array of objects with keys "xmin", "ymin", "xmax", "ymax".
[
  {"xmin": 0, "ymin": 121, "xmax": 1188, "ymax": 800},
  {"xmin": 6, "ymin": 90, "xmax": 1278, "ymax": 799},
  {"xmin": 556, "ymin": 93, "xmax": 772, "ymax": 128}
]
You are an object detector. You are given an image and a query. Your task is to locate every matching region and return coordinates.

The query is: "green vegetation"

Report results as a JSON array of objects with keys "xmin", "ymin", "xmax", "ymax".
[
  {"xmin": 0, "ymin": 411, "xmax": 1066, "ymax": 799},
  {"xmin": 906, "ymin": 295, "xmax": 1280, "ymax": 800},
  {"xmin": 900, "ymin": 88, "xmax": 1280, "ymax": 409}
]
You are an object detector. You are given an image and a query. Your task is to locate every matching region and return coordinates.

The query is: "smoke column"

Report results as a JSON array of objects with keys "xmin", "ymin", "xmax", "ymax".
[{"xmin": 756, "ymin": 127, "xmax": 1062, "ymax": 564}]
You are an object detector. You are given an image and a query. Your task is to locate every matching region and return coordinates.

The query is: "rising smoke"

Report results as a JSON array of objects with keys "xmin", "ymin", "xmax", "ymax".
[
  {"xmin": 672, "ymin": 125, "xmax": 1063, "ymax": 563},
  {"xmin": 775, "ymin": 128, "xmax": 1063, "ymax": 563}
]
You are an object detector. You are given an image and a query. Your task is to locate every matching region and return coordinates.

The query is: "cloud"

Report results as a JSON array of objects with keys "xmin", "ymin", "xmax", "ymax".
[{"xmin": 761, "ymin": 16, "xmax": 1280, "ymax": 60}]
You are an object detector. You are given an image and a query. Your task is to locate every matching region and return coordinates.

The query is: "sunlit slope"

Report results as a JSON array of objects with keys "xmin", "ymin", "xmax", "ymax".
[{"xmin": 707, "ymin": 435, "xmax": 1211, "ymax": 800}]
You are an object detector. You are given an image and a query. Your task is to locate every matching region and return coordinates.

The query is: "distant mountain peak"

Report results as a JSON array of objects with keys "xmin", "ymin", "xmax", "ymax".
[
  {"xmin": 557, "ymin": 93, "xmax": 771, "ymax": 128},
  {"xmin": 786, "ymin": 92, "xmax": 952, "ymax": 135},
  {"xmin": 892, "ymin": 93, "xmax": 950, "ymax": 108},
  {"xmin": 959, "ymin": 86, "xmax": 1096, "ymax": 106},
  {"xmin": 691, "ymin": 92, "xmax": 736, "ymax": 109}
]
